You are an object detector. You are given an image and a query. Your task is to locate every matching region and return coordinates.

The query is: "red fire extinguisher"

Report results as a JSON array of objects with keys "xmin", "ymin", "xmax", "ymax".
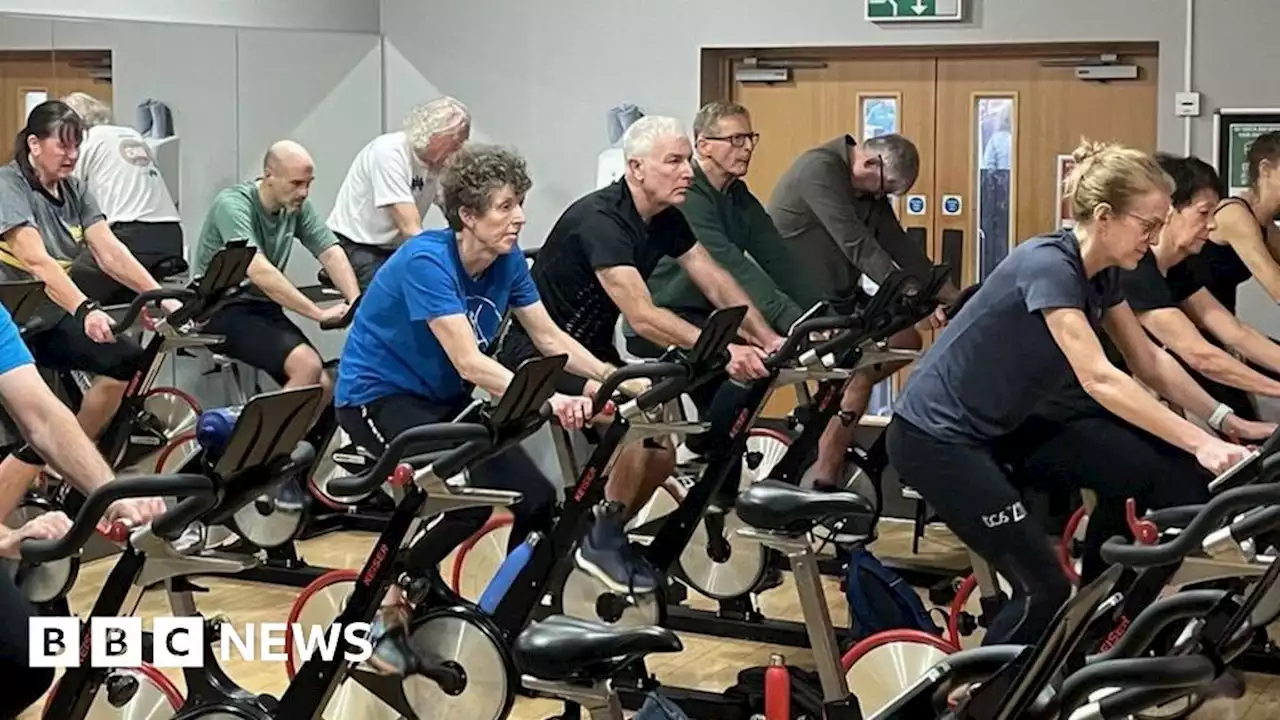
[{"xmin": 765, "ymin": 653, "xmax": 790, "ymax": 720}]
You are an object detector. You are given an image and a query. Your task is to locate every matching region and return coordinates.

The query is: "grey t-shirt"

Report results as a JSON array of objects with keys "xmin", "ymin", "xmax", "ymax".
[
  {"xmin": 894, "ymin": 230, "xmax": 1125, "ymax": 443},
  {"xmin": 0, "ymin": 160, "xmax": 106, "ymax": 282}
]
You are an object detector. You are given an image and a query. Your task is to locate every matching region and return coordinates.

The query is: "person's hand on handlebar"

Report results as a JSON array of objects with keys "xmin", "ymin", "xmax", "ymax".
[
  {"xmin": 1220, "ymin": 415, "xmax": 1277, "ymax": 444},
  {"xmin": 761, "ymin": 333, "xmax": 786, "ymax": 355},
  {"xmin": 916, "ymin": 305, "xmax": 948, "ymax": 332},
  {"xmin": 0, "ymin": 512, "xmax": 72, "ymax": 559},
  {"xmin": 315, "ymin": 302, "xmax": 351, "ymax": 325},
  {"xmin": 83, "ymin": 307, "xmax": 116, "ymax": 343},
  {"xmin": 103, "ymin": 497, "xmax": 168, "ymax": 532},
  {"xmin": 548, "ymin": 393, "xmax": 595, "ymax": 430},
  {"xmin": 1195, "ymin": 437, "xmax": 1252, "ymax": 475},
  {"xmin": 726, "ymin": 344, "xmax": 769, "ymax": 381}
]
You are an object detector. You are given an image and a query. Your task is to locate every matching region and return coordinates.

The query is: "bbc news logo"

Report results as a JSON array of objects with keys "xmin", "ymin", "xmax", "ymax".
[{"xmin": 30, "ymin": 617, "xmax": 374, "ymax": 668}]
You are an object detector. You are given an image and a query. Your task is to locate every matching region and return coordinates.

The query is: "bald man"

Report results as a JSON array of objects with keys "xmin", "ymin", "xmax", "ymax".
[{"xmin": 194, "ymin": 141, "xmax": 359, "ymax": 417}]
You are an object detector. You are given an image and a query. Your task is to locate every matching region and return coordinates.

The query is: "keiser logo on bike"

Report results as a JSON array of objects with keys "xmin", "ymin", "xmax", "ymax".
[{"xmin": 29, "ymin": 617, "xmax": 374, "ymax": 668}]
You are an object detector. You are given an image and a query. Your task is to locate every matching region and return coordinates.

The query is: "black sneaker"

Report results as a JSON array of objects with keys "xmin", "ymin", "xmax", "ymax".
[
  {"xmin": 574, "ymin": 501, "xmax": 660, "ymax": 595},
  {"xmin": 272, "ymin": 476, "xmax": 307, "ymax": 513}
]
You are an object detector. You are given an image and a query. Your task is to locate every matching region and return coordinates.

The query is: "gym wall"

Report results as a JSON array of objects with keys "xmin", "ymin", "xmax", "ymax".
[{"xmin": 0, "ymin": 7, "xmax": 381, "ymax": 362}]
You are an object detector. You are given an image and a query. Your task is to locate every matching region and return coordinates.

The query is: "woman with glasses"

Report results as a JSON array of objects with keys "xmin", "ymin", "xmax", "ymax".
[{"xmin": 886, "ymin": 139, "xmax": 1259, "ymax": 648}]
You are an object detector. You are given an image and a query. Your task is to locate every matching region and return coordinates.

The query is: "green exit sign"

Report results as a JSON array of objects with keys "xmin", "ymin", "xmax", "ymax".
[{"xmin": 866, "ymin": 0, "xmax": 964, "ymax": 22}]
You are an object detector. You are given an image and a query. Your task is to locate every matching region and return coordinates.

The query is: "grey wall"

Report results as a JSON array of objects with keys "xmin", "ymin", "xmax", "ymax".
[{"xmin": 0, "ymin": 0, "xmax": 378, "ymax": 32}]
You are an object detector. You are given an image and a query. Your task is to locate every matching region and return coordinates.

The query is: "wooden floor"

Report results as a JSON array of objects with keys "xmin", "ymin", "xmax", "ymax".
[{"xmin": 18, "ymin": 521, "xmax": 1280, "ymax": 719}]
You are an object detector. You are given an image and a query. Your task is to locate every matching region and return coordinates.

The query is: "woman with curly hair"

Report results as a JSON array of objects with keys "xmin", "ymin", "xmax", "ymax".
[{"xmin": 334, "ymin": 143, "xmax": 623, "ymax": 674}]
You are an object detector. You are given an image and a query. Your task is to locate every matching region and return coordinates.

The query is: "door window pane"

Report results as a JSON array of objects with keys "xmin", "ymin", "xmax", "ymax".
[
  {"xmin": 975, "ymin": 96, "xmax": 1015, "ymax": 281},
  {"xmin": 859, "ymin": 95, "xmax": 900, "ymax": 417},
  {"xmin": 23, "ymin": 90, "xmax": 48, "ymax": 122}
]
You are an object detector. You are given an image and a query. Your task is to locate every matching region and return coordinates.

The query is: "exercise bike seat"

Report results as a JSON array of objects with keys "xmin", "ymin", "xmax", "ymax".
[
  {"xmin": 513, "ymin": 614, "xmax": 682, "ymax": 681},
  {"xmin": 736, "ymin": 479, "xmax": 875, "ymax": 535}
]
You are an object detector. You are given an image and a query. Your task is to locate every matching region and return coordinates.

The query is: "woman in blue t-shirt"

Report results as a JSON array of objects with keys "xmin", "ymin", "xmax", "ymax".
[
  {"xmin": 887, "ymin": 140, "xmax": 1256, "ymax": 648},
  {"xmin": 334, "ymin": 144, "xmax": 630, "ymax": 675}
]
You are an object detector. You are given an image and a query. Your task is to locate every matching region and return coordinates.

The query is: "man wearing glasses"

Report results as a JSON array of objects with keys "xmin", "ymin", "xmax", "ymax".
[
  {"xmin": 641, "ymin": 102, "xmax": 807, "ymax": 339},
  {"xmin": 765, "ymin": 132, "xmax": 960, "ymax": 489}
]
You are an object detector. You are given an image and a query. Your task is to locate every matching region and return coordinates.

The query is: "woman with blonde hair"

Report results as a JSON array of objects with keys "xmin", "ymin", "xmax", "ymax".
[{"xmin": 885, "ymin": 139, "xmax": 1259, "ymax": 647}]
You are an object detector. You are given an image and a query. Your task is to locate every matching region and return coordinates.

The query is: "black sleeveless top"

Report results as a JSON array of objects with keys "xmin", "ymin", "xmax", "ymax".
[{"xmin": 1199, "ymin": 197, "xmax": 1260, "ymax": 314}]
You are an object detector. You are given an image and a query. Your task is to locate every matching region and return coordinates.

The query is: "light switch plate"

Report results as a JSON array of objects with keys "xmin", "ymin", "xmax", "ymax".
[{"xmin": 1175, "ymin": 91, "xmax": 1201, "ymax": 117}]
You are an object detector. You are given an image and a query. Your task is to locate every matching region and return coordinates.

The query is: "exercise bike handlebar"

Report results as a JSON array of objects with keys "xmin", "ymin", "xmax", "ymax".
[
  {"xmin": 1058, "ymin": 655, "xmax": 1218, "ymax": 719},
  {"xmin": 19, "ymin": 473, "xmax": 216, "ymax": 565},
  {"xmin": 327, "ymin": 422, "xmax": 492, "ymax": 497},
  {"xmin": 318, "ymin": 294, "xmax": 362, "ymax": 331},
  {"xmin": 111, "ymin": 287, "xmax": 200, "ymax": 330},
  {"xmin": 593, "ymin": 362, "xmax": 689, "ymax": 415},
  {"xmin": 769, "ymin": 315, "xmax": 861, "ymax": 370},
  {"xmin": 1100, "ymin": 483, "xmax": 1280, "ymax": 567}
]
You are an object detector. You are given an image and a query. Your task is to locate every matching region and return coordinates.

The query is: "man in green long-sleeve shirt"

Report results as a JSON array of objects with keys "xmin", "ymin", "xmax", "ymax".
[{"xmin": 640, "ymin": 102, "xmax": 809, "ymax": 339}]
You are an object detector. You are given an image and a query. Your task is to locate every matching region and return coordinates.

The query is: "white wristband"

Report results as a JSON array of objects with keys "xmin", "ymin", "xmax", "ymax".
[{"xmin": 1207, "ymin": 403, "xmax": 1233, "ymax": 431}]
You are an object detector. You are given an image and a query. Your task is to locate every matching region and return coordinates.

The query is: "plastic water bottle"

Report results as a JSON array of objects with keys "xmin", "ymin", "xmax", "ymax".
[
  {"xmin": 478, "ymin": 532, "xmax": 540, "ymax": 615},
  {"xmin": 196, "ymin": 406, "xmax": 243, "ymax": 458}
]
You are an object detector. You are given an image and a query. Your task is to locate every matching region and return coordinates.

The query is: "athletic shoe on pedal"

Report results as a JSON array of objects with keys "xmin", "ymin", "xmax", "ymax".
[
  {"xmin": 365, "ymin": 605, "xmax": 413, "ymax": 676},
  {"xmin": 575, "ymin": 501, "xmax": 659, "ymax": 596},
  {"xmin": 271, "ymin": 477, "xmax": 306, "ymax": 512}
]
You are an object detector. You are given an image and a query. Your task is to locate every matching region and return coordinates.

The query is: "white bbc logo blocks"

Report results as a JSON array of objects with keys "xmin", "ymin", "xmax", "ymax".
[
  {"xmin": 153, "ymin": 616, "xmax": 206, "ymax": 668},
  {"xmin": 29, "ymin": 617, "xmax": 81, "ymax": 668},
  {"xmin": 91, "ymin": 617, "xmax": 144, "ymax": 668}
]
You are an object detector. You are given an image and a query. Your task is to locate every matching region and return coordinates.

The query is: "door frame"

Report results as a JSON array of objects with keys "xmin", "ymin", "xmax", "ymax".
[{"xmin": 700, "ymin": 41, "xmax": 1159, "ymax": 106}]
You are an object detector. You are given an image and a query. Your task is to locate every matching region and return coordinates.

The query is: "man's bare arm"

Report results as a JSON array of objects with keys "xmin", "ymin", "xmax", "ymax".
[
  {"xmin": 596, "ymin": 266, "xmax": 701, "ymax": 349},
  {"xmin": 0, "ymin": 365, "xmax": 114, "ymax": 522},
  {"xmin": 247, "ymin": 255, "xmax": 326, "ymax": 320}
]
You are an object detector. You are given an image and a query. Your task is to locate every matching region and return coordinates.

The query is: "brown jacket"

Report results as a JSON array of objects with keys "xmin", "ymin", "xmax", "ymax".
[{"xmin": 766, "ymin": 135, "xmax": 928, "ymax": 306}]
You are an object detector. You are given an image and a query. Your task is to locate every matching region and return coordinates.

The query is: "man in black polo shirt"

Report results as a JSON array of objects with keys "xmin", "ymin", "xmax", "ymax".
[{"xmin": 499, "ymin": 115, "xmax": 783, "ymax": 594}]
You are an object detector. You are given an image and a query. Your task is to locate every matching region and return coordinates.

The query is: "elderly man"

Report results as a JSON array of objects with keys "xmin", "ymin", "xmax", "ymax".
[
  {"xmin": 60, "ymin": 92, "xmax": 184, "ymax": 304},
  {"xmin": 499, "ymin": 115, "xmax": 783, "ymax": 593},
  {"xmin": 766, "ymin": 133, "xmax": 958, "ymax": 488},
  {"xmin": 328, "ymin": 97, "xmax": 471, "ymax": 289}
]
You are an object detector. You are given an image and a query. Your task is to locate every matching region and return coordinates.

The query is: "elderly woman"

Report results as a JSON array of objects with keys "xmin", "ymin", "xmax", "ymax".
[
  {"xmin": 334, "ymin": 143, "xmax": 625, "ymax": 674},
  {"xmin": 60, "ymin": 92, "xmax": 184, "ymax": 303}
]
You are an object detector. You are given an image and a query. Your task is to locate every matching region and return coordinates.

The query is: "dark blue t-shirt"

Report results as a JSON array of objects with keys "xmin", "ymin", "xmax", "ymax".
[
  {"xmin": 894, "ymin": 230, "xmax": 1125, "ymax": 443},
  {"xmin": 335, "ymin": 229, "xmax": 540, "ymax": 407}
]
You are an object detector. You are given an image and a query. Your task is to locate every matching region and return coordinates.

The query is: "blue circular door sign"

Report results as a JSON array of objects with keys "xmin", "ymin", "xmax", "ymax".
[
  {"xmin": 907, "ymin": 196, "xmax": 925, "ymax": 214},
  {"xmin": 943, "ymin": 196, "xmax": 961, "ymax": 214}
]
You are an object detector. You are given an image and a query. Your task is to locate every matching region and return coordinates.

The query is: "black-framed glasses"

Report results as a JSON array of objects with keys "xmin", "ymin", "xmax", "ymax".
[{"xmin": 704, "ymin": 132, "xmax": 760, "ymax": 148}]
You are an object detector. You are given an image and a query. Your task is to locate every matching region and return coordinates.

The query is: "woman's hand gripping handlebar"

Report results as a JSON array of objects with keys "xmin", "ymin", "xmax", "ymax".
[
  {"xmin": 327, "ymin": 423, "xmax": 494, "ymax": 498},
  {"xmin": 18, "ymin": 473, "xmax": 217, "ymax": 565},
  {"xmin": 1100, "ymin": 481, "xmax": 1280, "ymax": 568}
]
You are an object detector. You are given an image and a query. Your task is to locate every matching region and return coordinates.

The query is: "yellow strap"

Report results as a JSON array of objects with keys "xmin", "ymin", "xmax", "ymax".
[{"xmin": 0, "ymin": 243, "xmax": 73, "ymax": 272}]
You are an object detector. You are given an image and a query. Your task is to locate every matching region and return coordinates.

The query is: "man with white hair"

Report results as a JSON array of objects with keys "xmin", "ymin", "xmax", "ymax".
[
  {"xmin": 498, "ymin": 115, "xmax": 783, "ymax": 593},
  {"xmin": 328, "ymin": 97, "xmax": 471, "ymax": 288},
  {"xmin": 767, "ymin": 133, "xmax": 960, "ymax": 489},
  {"xmin": 60, "ymin": 92, "xmax": 184, "ymax": 304}
]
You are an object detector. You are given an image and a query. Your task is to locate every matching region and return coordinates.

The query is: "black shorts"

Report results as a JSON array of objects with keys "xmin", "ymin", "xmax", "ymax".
[
  {"xmin": 201, "ymin": 301, "xmax": 314, "ymax": 386},
  {"xmin": 68, "ymin": 221, "xmax": 186, "ymax": 306},
  {"xmin": 336, "ymin": 234, "xmax": 394, "ymax": 291},
  {"xmin": 26, "ymin": 312, "xmax": 145, "ymax": 381}
]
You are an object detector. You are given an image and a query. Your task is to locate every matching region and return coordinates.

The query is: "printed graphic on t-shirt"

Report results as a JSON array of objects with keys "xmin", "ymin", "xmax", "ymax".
[
  {"xmin": 411, "ymin": 176, "xmax": 424, "ymax": 191},
  {"xmin": 117, "ymin": 138, "xmax": 155, "ymax": 168},
  {"xmin": 466, "ymin": 295, "xmax": 502, "ymax": 352}
]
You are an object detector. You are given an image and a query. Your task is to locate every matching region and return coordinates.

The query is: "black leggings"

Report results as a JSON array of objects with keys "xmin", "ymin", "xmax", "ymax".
[
  {"xmin": 1005, "ymin": 415, "xmax": 1211, "ymax": 584},
  {"xmin": 0, "ymin": 572, "xmax": 56, "ymax": 717},
  {"xmin": 336, "ymin": 394, "xmax": 557, "ymax": 571},
  {"xmin": 888, "ymin": 417, "xmax": 1070, "ymax": 647}
]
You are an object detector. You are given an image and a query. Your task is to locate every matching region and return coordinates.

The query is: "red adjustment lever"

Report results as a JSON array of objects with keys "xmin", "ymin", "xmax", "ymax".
[
  {"xmin": 1125, "ymin": 498, "xmax": 1158, "ymax": 545},
  {"xmin": 99, "ymin": 521, "xmax": 131, "ymax": 544},
  {"xmin": 600, "ymin": 401, "xmax": 616, "ymax": 416},
  {"xmin": 387, "ymin": 463, "xmax": 413, "ymax": 489}
]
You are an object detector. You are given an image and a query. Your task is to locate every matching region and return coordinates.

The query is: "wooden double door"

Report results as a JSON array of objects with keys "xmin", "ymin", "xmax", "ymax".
[{"xmin": 714, "ymin": 45, "xmax": 1159, "ymax": 416}]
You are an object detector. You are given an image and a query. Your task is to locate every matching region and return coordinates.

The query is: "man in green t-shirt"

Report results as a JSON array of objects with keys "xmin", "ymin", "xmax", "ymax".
[{"xmin": 194, "ymin": 141, "xmax": 360, "ymax": 494}]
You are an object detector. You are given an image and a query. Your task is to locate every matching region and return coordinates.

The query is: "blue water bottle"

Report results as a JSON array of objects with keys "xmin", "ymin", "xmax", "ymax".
[
  {"xmin": 196, "ymin": 406, "xmax": 243, "ymax": 460},
  {"xmin": 478, "ymin": 532, "xmax": 540, "ymax": 615}
]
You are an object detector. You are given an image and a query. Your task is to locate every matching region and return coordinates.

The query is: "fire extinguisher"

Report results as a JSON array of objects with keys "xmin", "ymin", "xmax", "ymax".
[{"xmin": 765, "ymin": 653, "xmax": 790, "ymax": 720}]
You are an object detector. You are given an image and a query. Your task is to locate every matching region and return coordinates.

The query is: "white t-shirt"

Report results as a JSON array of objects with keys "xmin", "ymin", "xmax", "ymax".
[
  {"xmin": 72, "ymin": 125, "xmax": 180, "ymax": 224},
  {"xmin": 327, "ymin": 131, "xmax": 439, "ymax": 248}
]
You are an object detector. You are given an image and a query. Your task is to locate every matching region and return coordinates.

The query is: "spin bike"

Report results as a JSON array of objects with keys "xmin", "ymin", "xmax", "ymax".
[
  {"xmin": 285, "ymin": 306, "xmax": 745, "ymax": 720},
  {"xmin": 4, "ymin": 244, "xmax": 261, "ymax": 607}
]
